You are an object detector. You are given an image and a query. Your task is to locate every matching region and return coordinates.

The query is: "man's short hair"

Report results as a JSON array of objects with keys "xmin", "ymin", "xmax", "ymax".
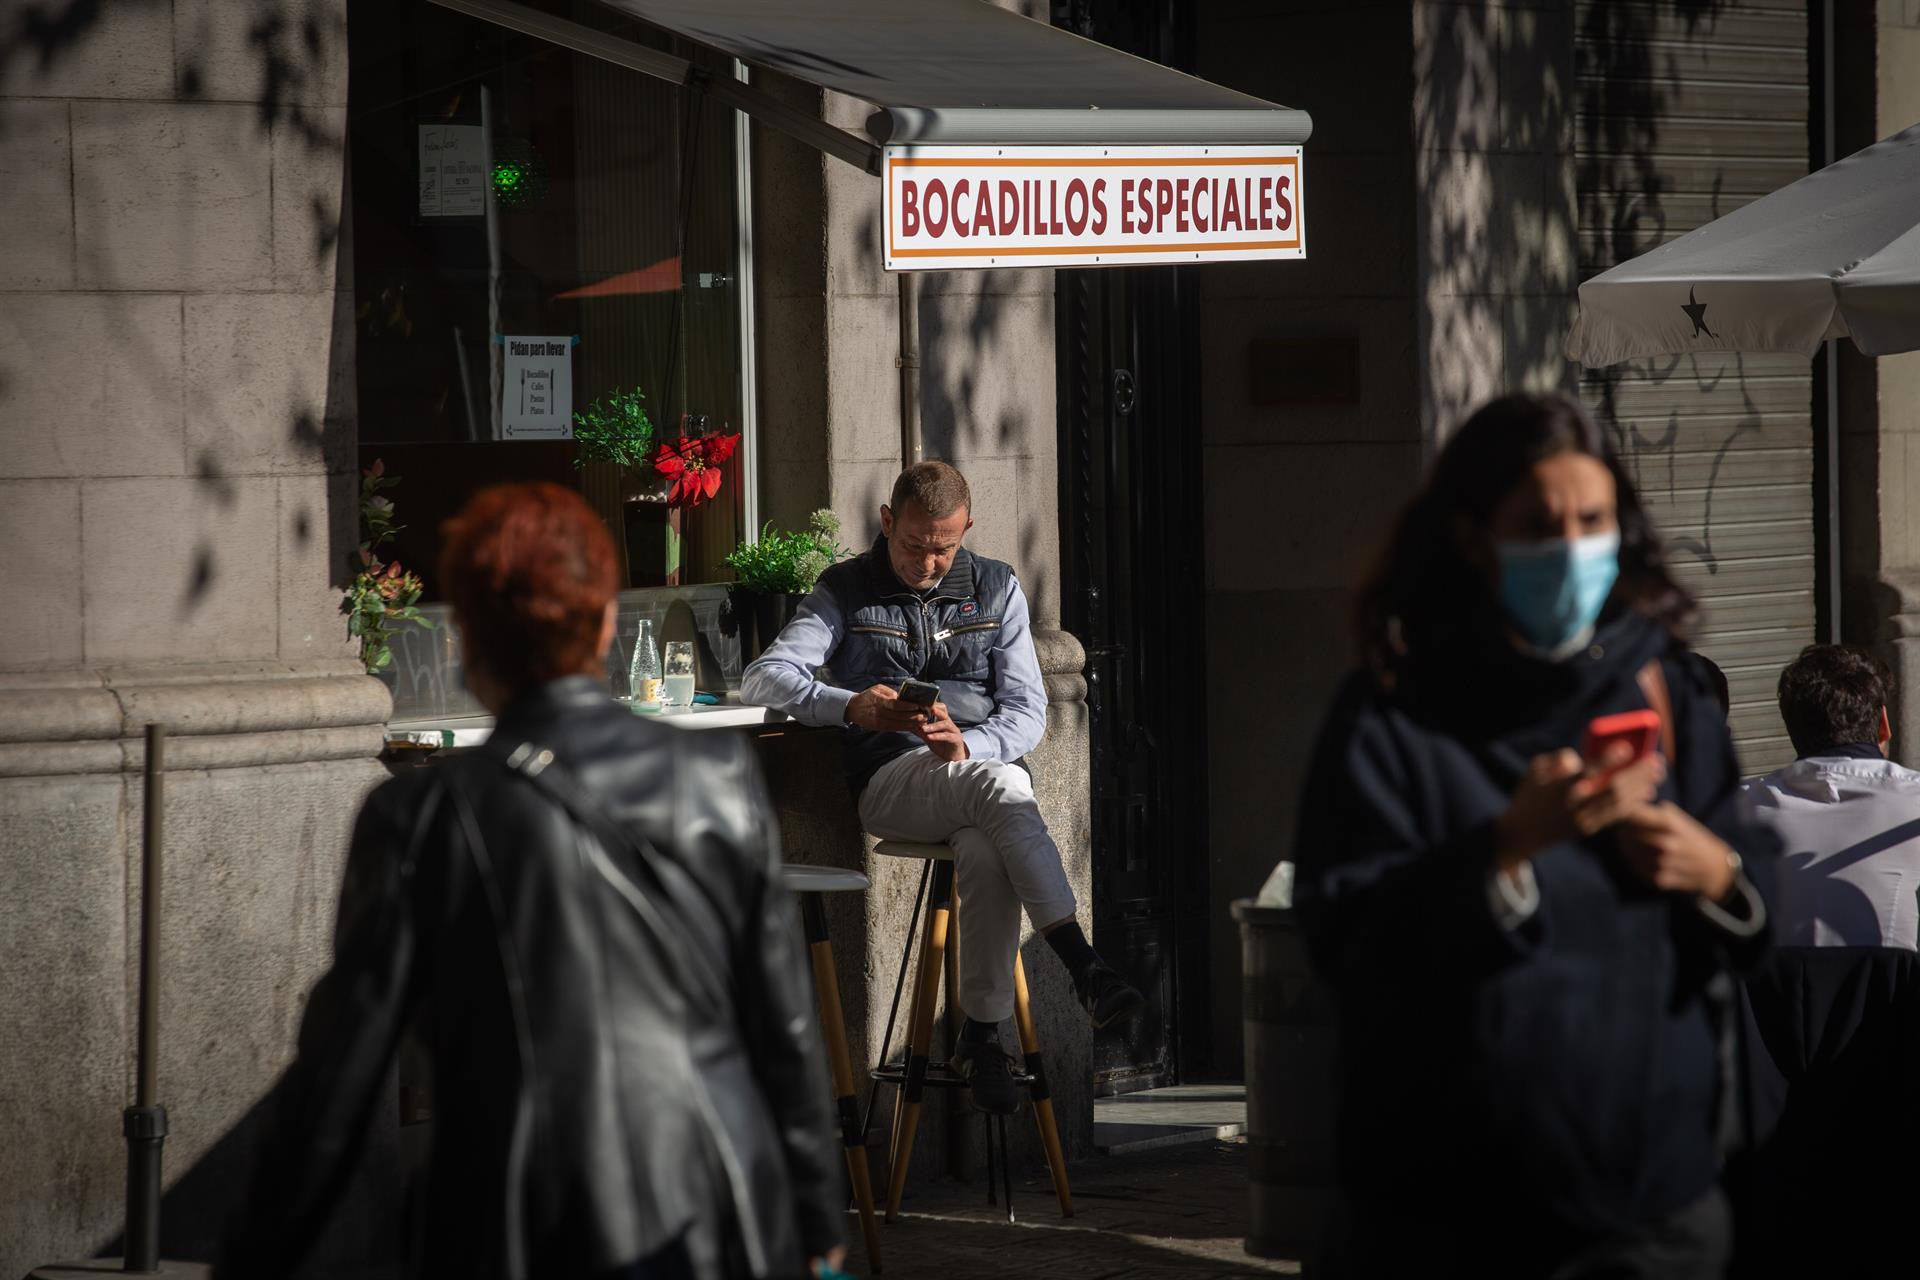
[
  {"xmin": 1778, "ymin": 644, "xmax": 1892, "ymax": 756},
  {"xmin": 439, "ymin": 482, "xmax": 618, "ymax": 693},
  {"xmin": 889, "ymin": 461, "xmax": 971, "ymax": 520}
]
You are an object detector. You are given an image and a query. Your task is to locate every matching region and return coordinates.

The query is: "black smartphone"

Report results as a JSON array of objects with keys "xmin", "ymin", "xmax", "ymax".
[{"xmin": 898, "ymin": 678, "xmax": 940, "ymax": 707}]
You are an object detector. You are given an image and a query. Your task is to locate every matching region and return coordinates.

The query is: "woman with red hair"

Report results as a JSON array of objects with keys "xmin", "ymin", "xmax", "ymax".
[{"xmin": 222, "ymin": 483, "xmax": 845, "ymax": 1280}]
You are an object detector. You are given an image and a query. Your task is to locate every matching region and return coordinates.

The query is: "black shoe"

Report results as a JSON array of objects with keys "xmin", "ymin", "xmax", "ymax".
[
  {"xmin": 949, "ymin": 1038, "xmax": 1021, "ymax": 1115},
  {"xmin": 1078, "ymin": 963, "xmax": 1146, "ymax": 1030}
]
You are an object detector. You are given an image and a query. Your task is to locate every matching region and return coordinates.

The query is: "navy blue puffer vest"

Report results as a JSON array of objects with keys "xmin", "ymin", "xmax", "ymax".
[{"xmin": 819, "ymin": 536, "xmax": 1016, "ymax": 792}]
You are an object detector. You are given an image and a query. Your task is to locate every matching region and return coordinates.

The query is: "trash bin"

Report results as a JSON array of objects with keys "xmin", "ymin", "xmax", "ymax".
[{"xmin": 1234, "ymin": 897, "xmax": 1337, "ymax": 1263}]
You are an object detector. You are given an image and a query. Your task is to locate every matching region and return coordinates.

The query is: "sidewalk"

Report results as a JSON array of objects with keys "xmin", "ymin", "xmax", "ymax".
[{"xmin": 852, "ymin": 1137, "xmax": 1301, "ymax": 1280}]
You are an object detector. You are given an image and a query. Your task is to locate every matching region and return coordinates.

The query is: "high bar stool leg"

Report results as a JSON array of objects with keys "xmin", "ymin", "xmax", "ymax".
[
  {"xmin": 883, "ymin": 870, "xmax": 934, "ymax": 1205},
  {"xmin": 1013, "ymin": 950, "xmax": 1074, "ymax": 1218},
  {"xmin": 996, "ymin": 1112, "xmax": 1015, "ymax": 1223},
  {"xmin": 941, "ymin": 889, "xmax": 967, "ymax": 1182},
  {"xmin": 800, "ymin": 891, "xmax": 883, "ymax": 1274},
  {"xmin": 860, "ymin": 860, "xmax": 932, "ymax": 1148},
  {"xmin": 884, "ymin": 859, "xmax": 955, "ymax": 1221},
  {"xmin": 982, "ymin": 1110, "xmax": 1015, "ymax": 1224}
]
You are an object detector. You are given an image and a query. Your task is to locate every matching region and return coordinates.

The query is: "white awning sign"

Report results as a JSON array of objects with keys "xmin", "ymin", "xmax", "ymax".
[{"xmin": 883, "ymin": 144, "xmax": 1304, "ymax": 271}]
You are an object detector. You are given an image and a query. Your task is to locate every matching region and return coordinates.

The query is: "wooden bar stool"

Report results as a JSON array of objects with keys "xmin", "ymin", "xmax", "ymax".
[
  {"xmin": 864, "ymin": 839, "xmax": 1074, "ymax": 1222},
  {"xmin": 781, "ymin": 864, "xmax": 884, "ymax": 1274}
]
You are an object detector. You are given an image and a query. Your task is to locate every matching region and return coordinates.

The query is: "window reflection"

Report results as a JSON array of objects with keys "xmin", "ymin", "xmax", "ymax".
[{"xmin": 347, "ymin": 0, "xmax": 747, "ymax": 594}]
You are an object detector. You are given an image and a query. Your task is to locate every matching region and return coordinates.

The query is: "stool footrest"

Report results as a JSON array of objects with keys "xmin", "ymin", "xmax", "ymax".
[{"xmin": 868, "ymin": 1059, "xmax": 1036, "ymax": 1091}]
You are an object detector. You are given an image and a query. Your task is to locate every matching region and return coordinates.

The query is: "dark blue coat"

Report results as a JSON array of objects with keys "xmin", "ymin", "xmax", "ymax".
[{"xmin": 1293, "ymin": 611, "xmax": 1774, "ymax": 1275}]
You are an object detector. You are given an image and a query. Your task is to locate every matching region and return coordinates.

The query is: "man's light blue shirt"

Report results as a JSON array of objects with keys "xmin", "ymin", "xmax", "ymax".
[{"xmin": 740, "ymin": 573, "xmax": 1049, "ymax": 763}]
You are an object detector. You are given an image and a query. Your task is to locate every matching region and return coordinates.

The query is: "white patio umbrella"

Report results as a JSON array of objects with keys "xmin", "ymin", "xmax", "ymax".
[{"xmin": 1567, "ymin": 122, "xmax": 1920, "ymax": 366}]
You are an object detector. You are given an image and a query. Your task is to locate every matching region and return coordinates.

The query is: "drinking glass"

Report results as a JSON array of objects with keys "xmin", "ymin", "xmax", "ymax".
[
  {"xmin": 627, "ymin": 618, "xmax": 661, "ymax": 703},
  {"xmin": 663, "ymin": 640, "xmax": 696, "ymax": 710}
]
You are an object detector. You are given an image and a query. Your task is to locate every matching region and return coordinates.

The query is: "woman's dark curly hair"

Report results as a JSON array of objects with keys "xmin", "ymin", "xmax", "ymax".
[{"xmin": 1356, "ymin": 392, "xmax": 1693, "ymax": 674}]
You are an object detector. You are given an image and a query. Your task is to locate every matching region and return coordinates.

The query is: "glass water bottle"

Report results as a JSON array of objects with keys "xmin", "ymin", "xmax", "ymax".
[{"xmin": 628, "ymin": 618, "xmax": 662, "ymax": 703}]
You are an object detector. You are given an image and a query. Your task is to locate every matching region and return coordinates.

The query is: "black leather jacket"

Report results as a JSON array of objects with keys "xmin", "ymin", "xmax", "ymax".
[{"xmin": 221, "ymin": 677, "xmax": 844, "ymax": 1280}]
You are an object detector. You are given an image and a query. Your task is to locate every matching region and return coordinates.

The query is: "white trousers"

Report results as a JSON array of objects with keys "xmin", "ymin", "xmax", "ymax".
[{"xmin": 858, "ymin": 748, "xmax": 1078, "ymax": 1023}]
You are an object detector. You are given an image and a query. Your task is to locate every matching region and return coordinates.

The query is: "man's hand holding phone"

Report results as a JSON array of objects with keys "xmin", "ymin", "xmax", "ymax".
[
  {"xmin": 915, "ymin": 700, "xmax": 969, "ymax": 763},
  {"xmin": 846, "ymin": 679, "xmax": 968, "ymax": 761},
  {"xmin": 846, "ymin": 683, "xmax": 931, "ymax": 733},
  {"xmin": 1494, "ymin": 741, "xmax": 1665, "ymax": 875}
]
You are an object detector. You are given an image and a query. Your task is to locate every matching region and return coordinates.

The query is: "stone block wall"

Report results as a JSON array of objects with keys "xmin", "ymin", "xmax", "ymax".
[
  {"xmin": 1413, "ymin": 0, "xmax": 1580, "ymax": 438},
  {"xmin": 1195, "ymin": 0, "xmax": 1424, "ymax": 1076},
  {"xmin": 0, "ymin": 4, "xmax": 390, "ymax": 1273}
]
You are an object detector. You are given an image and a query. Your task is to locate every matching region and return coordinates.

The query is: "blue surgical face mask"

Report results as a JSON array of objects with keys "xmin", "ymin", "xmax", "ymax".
[{"xmin": 1495, "ymin": 531, "xmax": 1620, "ymax": 660}]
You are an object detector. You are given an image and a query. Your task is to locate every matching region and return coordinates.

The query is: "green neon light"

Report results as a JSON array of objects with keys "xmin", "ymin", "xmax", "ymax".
[{"xmin": 492, "ymin": 162, "xmax": 528, "ymax": 197}]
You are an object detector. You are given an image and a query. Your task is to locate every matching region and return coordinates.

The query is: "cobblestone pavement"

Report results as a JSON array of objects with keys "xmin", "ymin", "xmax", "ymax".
[{"xmin": 843, "ymin": 1138, "xmax": 1302, "ymax": 1280}]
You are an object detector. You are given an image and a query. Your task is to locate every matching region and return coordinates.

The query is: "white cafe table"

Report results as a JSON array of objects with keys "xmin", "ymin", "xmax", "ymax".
[{"xmin": 386, "ymin": 700, "xmax": 789, "ymax": 750}]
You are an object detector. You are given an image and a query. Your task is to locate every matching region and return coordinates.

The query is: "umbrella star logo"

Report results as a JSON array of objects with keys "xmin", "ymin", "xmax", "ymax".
[{"xmin": 1682, "ymin": 286, "xmax": 1716, "ymax": 339}]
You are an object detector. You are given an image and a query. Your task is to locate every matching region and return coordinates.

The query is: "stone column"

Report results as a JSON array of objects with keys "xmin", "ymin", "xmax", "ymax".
[
  {"xmin": 1413, "ymin": 0, "xmax": 1579, "ymax": 442},
  {"xmin": 1836, "ymin": 2, "xmax": 1920, "ymax": 761},
  {"xmin": 0, "ymin": 4, "xmax": 391, "ymax": 1272}
]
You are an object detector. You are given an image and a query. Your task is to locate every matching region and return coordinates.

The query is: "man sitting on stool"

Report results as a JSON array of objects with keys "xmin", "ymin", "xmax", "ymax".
[{"xmin": 743, "ymin": 461, "xmax": 1144, "ymax": 1114}]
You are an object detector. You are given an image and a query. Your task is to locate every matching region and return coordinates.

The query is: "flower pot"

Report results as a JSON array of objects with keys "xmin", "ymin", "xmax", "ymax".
[
  {"xmin": 623, "ymin": 497, "xmax": 684, "ymax": 588},
  {"xmin": 739, "ymin": 590, "xmax": 806, "ymax": 664}
]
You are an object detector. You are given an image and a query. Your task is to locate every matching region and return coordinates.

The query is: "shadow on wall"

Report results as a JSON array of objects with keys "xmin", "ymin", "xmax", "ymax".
[
  {"xmin": 1414, "ymin": 1, "xmax": 1580, "ymax": 430},
  {"xmin": 1, "ymin": 0, "xmax": 359, "ymax": 634},
  {"xmin": 917, "ymin": 268, "xmax": 1054, "ymax": 615},
  {"xmin": 83, "ymin": 1079, "xmax": 404, "ymax": 1273},
  {"xmin": 841, "ymin": 151, "xmax": 1057, "ymax": 611},
  {"xmin": 1574, "ymin": 0, "xmax": 1758, "ymax": 582},
  {"xmin": 1420, "ymin": 1, "xmax": 1754, "ymax": 569}
]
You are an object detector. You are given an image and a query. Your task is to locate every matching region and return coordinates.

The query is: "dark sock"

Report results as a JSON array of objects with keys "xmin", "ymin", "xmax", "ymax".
[
  {"xmin": 1045, "ymin": 922, "xmax": 1101, "ymax": 988},
  {"xmin": 961, "ymin": 1017, "xmax": 999, "ymax": 1046}
]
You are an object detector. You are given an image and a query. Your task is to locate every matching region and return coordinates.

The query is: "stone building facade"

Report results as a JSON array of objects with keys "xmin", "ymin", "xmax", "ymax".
[{"xmin": 6, "ymin": 0, "xmax": 1919, "ymax": 1274}]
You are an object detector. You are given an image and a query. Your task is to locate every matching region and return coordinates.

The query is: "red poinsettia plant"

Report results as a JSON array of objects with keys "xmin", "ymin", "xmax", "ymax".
[{"xmin": 653, "ymin": 426, "xmax": 741, "ymax": 509}]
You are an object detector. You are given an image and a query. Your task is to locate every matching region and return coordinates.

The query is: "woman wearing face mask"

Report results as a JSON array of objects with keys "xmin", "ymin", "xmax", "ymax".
[{"xmin": 1292, "ymin": 392, "xmax": 1772, "ymax": 1279}]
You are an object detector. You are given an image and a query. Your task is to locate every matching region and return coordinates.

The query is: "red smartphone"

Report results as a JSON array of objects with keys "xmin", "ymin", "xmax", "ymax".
[{"xmin": 1582, "ymin": 709, "xmax": 1662, "ymax": 777}]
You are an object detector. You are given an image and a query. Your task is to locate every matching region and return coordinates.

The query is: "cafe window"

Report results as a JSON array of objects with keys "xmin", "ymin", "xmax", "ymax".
[{"xmin": 346, "ymin": 0, "xmax": 753, "ymax": 594}]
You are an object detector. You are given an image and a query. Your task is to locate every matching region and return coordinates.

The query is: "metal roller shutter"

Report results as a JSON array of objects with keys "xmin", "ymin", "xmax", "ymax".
[{"xmin": 1576, "ymin": 0, "xmax": 1813, "ymax": 775}]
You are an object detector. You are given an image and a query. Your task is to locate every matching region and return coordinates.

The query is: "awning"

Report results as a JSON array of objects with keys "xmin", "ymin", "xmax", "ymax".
[
  {"xmin": 1566, "ymin": 122, "xmax": 1920, "ymax": 365},
  {"xmin": 597, "ymin": 0, "xmax": 1311, "ymax": 149},
  {"xmin": 431, "ymin": 0, "xmax": 1310, "ymax": 269}
]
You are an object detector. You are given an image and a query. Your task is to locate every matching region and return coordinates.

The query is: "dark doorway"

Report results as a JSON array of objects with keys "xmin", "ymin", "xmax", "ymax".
[{"xmin": 1056, "ymin": 0, "xmax": 1211, "ymax": 1096}]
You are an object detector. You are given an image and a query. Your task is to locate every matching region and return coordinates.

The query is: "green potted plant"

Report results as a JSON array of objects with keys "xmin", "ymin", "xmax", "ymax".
[
  {"xmin": 342, "ymin": 459, "xmax": 433, "ymax": 678},
  {"xmin": 573, "ymin": 387, "xmax": 680, "ymax": 586},
  {"xmin": 725, "ymin": 508, "xmax": 847, "ymax": 660},
  {"xmin": 572, "ymin": 386, "xmax": 657, "ymax": 470}
]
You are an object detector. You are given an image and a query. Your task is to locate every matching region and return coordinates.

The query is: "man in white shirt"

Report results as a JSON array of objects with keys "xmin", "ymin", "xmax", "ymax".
[
  {"xmin": 1736, "ymin": 643, "xmax": 1920, "ymax": 1276},
  {"xmin": 1742, "ymin": 644, "xmax": 1920, "ymax": 947}
]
